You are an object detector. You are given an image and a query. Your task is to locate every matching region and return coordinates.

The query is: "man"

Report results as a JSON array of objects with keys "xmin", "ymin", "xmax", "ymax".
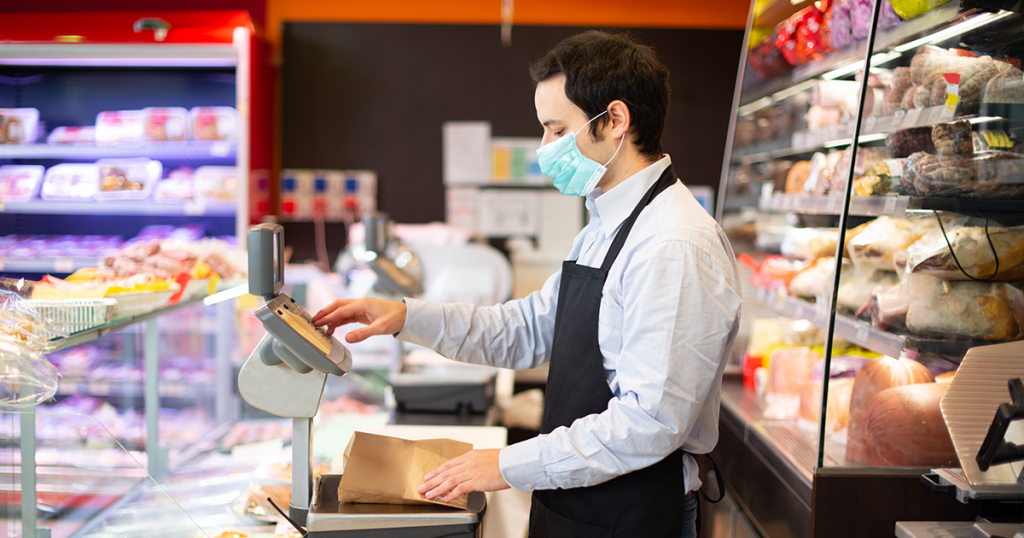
[{"xmin": 312, "ymin": 30, "xmax": 741, "ymax": 538}]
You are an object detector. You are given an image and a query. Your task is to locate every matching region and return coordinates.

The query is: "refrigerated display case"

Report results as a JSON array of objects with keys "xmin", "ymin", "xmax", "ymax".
[
  {"xmin": 715, "ymin": 1, "xmax": 1024, "ymax": 536},
  {"xmin": 0, "ymin": 11, "xmax": 272, "ymax": 277}
]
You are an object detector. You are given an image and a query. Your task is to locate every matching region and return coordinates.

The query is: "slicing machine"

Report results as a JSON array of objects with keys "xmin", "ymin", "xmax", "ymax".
[{"xmin": 238, "ymin": 223, "xmax": 485, "ymax": 537}]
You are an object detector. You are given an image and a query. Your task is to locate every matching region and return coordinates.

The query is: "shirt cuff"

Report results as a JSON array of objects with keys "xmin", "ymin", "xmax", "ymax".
[
  {"xmin": 394, "ymin": 298, "xmax": 444, "ymax": 348},
  {"xmin": 499, "ymin": 438, "xmax": 550, "ymax": 492}
]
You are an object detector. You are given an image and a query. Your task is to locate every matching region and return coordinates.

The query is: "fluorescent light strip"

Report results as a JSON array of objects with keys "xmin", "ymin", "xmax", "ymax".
[
  {"xmin": 823, "ymin": 132, "xmax": 887, "ymax": 148},
  {"xmin": 968, "ymin": 116, "xmax": 1004, "ymax": 124},
  {"xmin": 893, "ymin": 12, "xmax": 1007, "ymax": 53},
  {"xmin": 203, "ymin": 283, "xmax": 249, "ymax": 305},
  {"xmin": 772, "ymin": 79, "xmax": 817, "ymax": 102},
  {"xmin": 821, "ymin": 52, "xmax": 901, "ymax": 80},
  {"xmin": 738, "ymin": 97, "xmax": 774, "ymax": 116}
]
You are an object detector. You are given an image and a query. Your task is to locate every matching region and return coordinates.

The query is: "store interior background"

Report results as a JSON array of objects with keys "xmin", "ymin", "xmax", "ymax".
[{"xmin": 1, "ymin": 0, "xmax": 748, "ymax": 259}]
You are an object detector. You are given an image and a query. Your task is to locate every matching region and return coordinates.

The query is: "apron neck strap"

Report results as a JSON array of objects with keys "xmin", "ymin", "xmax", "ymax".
[{"xmin": 600, "ymin": 164, "xmax": 678, "ymax": 273}]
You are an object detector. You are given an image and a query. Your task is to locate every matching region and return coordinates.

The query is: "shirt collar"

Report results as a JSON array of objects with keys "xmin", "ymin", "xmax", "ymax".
[{"xmin": 588, "ymin": 155, "xmax": 672, "ymax": 239}]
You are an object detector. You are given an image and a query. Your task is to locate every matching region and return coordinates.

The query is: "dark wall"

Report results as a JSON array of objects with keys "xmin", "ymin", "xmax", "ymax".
[
  {"xmin": 0, "ymin": 1, "xmax": 265, "ymax": 28},
  {"xmin": 282, "ymin": 23, "xmax": 742, "ymax": 223}
]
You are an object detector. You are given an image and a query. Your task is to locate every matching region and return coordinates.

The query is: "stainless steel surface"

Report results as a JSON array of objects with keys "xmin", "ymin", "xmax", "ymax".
[
  {"xmin": 294, "ymin": 418, "xmax": 314, "ymax": 517},
  {"xmin": 21, "ymin": 410, "xmax": 38, "ymax": 538},
  {"xmin": 144, "ymin": 317, "xmax": 166, "ymax": 481},
  {"xmin": 307, "ymin": 474, "xmax": 483, "ymax": 532}
]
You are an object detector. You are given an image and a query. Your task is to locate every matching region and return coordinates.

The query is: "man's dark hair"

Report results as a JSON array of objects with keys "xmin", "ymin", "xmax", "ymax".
[{"xmin": 530, "ymin": 30, "xmax": 670, "ymax": 160}]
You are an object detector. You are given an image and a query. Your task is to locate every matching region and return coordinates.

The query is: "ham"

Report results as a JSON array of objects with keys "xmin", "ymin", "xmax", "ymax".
[
  {"xmin": 846, "ymin": 356, "xmax": 934, "ymax": 463},
  {"xmin": 862, "ymin": 383, "xmax": 958, "ymax": 467}
]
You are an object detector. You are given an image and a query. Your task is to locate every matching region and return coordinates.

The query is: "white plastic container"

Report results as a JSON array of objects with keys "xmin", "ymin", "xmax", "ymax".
[
  {"xmin": 0, "ymin": 165, "xmax": 44, "ymax": 202},
  {"xmin": 95, "ymin": 110, "xmax": 147, "ymax": 147},
  {"xmin": 190, "ymin": 106, "xmax": 238, "ymax": 141},
  {"xmin": 193, "ymin": 165, "xmax": 239, "ymax": 205},
  {"xmin": 47, "ymin": 126, "xmax": 96, "ymax": 145},
  {"xmin": 143, "ymin": 107, "xmax": 189, "ymax": 142},
  {"xmin": 41, "ymin": 163, "xmax": 100, "ymax": 201},
  {"xmin": 0, "ymin": 108, "xmax": 40, "ymax": 144},
  {"xmin": 153, "ymin": 168, "xmax": 195, "ymax": 203},
  {"xmin": 95, "ymin": 158, "xmax": 161, "ymax": 201}
]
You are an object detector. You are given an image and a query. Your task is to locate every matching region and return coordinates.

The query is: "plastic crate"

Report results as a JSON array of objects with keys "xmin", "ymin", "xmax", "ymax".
[{"xmin": 23, "ymin": 298, "xmax": 117, "ymax": 338}]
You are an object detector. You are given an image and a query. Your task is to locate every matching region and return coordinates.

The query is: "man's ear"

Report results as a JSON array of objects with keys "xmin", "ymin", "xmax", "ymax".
[{"xmin": 606, "ymin": 100, "xmax": 631, "ymax": 140}]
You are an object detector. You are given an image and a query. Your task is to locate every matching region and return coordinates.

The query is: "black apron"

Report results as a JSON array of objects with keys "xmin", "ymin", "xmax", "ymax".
[{"xmin": 529, "ymin": 165, "xmax": 684, "ymax": 538}]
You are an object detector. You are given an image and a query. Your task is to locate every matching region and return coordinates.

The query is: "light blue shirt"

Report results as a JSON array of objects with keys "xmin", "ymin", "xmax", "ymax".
[{"xmin": 397, "ymin": 155, "xmax": 742, "ymax": 494}]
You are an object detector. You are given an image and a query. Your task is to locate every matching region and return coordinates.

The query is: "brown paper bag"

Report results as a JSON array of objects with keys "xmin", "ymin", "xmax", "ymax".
[{"xmin": 337, "ymin": 431, "xmax": 472, "ymax": 509}]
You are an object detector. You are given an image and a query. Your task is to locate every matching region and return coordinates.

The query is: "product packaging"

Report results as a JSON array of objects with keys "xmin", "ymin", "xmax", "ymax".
[
  {"xmin": 46, "ymin": 126, "xmax": 97, "ymax": 145},
  {"xmin": 95, "ymin": 110, "xmax": 148, "ymax": 146},
  {"xmin": 143, "ymin": 107, "xmax": 189, "ymax": 142},
  {"xmin": 95, "ymin": 158, "xmax": 162, "ymax": 201},
  {"xmin": 0, "ymin": 108, "xmax": 39, "ymax": 145},
  {"xmin": 0, "ymin": 165, "xmax": 44, "ymax": 202},
  {"xmin": 190, "ymin": 107, "xmax": 239, "ymax": 142},
  {"xmin": 41, "ymin": 163, "xmax": 101, "ymax": 201},
  {"xmin": 194, "ymin": 166, "xmax": 240, "ymax": 205},
  {"xmin": 153, "ymin": 168, "xmax": 195, "ymax": 203}
]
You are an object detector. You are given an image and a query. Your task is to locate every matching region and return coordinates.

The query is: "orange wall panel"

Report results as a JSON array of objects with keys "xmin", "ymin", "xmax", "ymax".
[{"xmin": 267, "ymin": 0, "xmax": 750, "ymax": 45}]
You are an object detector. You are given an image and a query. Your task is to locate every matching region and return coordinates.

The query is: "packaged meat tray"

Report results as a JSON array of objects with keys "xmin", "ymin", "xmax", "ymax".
[
  {"xmin": 41, "ymin": 163, "xmax": 100, "ymax": 201},
  {"xmin": 46, "ymin": 126, "xmax": 96, "ymax": 145},
  {"xmin": 143, "ymin": 107, "xmax": 189, "ymax": 142},
  {"xmin": 0, "ymin": 108, "xmax": 39, "ymax": 144},
  {"xmin": 848, "ymin": 216, "xmax": 936, "ymax": 272},
  {"xmin": 190, "ymin": 107, "xmax": 239, "ymax": 142},
  {"xmin": 0, "ymin": 165, "xmax": 44, "ymax": 202},
  {"xmin": 95, "ymin": 110, "xmax": 147, "ymax": 147},
  {"xmin": 885, "ymin": 127, "xmax": 935, "ymax": 158},
  {"xmin": 193, "ymin": 166, "xmax": 239, "ymax": 205},
  {"xmin": 95, "ymin": 158, "xmax": 161, "ymax": 201},
  {"xmin": 153, "ymin": 168, "xmax": 194, "ymax": 203}
]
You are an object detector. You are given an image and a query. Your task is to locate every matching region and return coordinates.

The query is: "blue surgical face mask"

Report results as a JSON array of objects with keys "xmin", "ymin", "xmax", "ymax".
[{"xmin": 537, "ymin": 110, "xmax": 625, "ymax": 196}]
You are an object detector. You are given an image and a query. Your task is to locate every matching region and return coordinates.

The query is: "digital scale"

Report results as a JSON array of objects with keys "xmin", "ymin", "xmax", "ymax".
[{"xmin": 238, "ymin": 223, "xmax": 485, "ymax": 537}]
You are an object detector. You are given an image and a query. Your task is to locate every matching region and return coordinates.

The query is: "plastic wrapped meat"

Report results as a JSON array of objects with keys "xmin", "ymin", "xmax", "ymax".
[
  {"xmin": 776, "ymin": 7, "xmax": 831, "ymax": 67},
  {"xmin": 846, "ymin": 356, "xmax": 934, "ymax": 464},
  {"xmin": 738, "ymin": 254, "xmax": 805, "ymax": 291},
  {"xmin": 768, "ymin": 347, "xmax": 822, "ymax": 395},
  {"xmin": 851, "ymin": 0, "xmax": 902, "ymax": 38},
  {"xmin": 903, "ymin": 274, "xmax": 1024, "ymax": 341},
  {"xmin": 837, "ymin": 269, "xmax": 900, "ymax": 313},
  {"xmin": 748, "ymin": 30, "xmax": 793, "ymax": 80},
  {"xmin": 901, "ymin": 222, "xmax": 1024, "ymax": 281},
  {"xmin": 983, "ymin": 68, "xmax": 1024, "ymax": 103},
  {"xmin": 847, "ymin": 217, "xmax": 937, "ymax": 272},
  {"xmin": 799, "ymin": 377, "xmax": 854, "ymax": 432},
  {"xmin": 901, "ymin": 152, "xmax": 977, "ymax": 197},
  {"xmin": 789, "ymin": 256, "xmax": 852, "ymax": 298},
  {"xmin": 932, "ymin": 121, "xmax": 974, "ymax": 156},
  {"xmin": 862, "ymin": 383, "xmax": 958, "ymax": 467},
  {"xmin": 858, "ymin": 283, "xmax": 908, "ymax": 331},
  {"xmin": 828, "ymin": 0, "xmax": 855, "ymax": 50}
]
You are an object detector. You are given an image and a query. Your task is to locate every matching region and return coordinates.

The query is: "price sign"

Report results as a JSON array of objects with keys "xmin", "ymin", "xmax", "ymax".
[
  {"xmin": 54, "ymin": 257, "xmax": 75, "ymax": 273},
  {"xmin": 903, "ymin": 107, "xmax": 923, "ymax": 128},
  {"xmin": 856, "ymin": 325, "xmax": 870, "ymax": 345},
  {"xmin": 864, "ymin": 116, "xmax": 876, "ymax": 133},
  {"xmin": 826, "ymin": 196, "xmax": 840, "ymax": 214},
  {"xmin": 884, "ymin": 196, "xmax": 898, "ymax": 215}
]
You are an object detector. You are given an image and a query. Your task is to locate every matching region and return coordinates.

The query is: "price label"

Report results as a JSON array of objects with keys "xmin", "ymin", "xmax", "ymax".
[
  {"xmin": 856, "ymin": 325, "xmax": 870, "ymax": 345},
  {"xmin": 884, "ymin": 196, "xmax": 898, "ymax": 215},
  {"xmin": 903, "ymin": 107, "xmax": 923, "ymax": 128},
  {"xmin": 826, "ymin": 196, "xmax": 840, "ymax": 214},
  {"xmin": 864, "ymin": 116, "xmax": 876, "ymax": 133},
  {"xmin": 54, "ymin": 257, "xmax": 75, "ymax": 273},
  {"xmin": 89, "ymin": 379, "xmax": 110, "ymax": 396},
  {"xmin": 163, "ymin": 381, "xmax": 184, "ymax": 398}
]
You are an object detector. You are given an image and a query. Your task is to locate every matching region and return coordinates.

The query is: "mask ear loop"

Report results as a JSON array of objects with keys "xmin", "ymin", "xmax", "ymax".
[{"xmin": 604, "ymin": 132, "xmax": 625, "ymax": 167}]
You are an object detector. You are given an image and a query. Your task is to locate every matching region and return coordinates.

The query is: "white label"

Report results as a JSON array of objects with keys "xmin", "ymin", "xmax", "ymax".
[
  {"xmin": 885, "ymin": 158, "xmax": 904, "ymax": 177},
  {"xmin": 0, "ymin": 257, "xmax": 4, "ymax": 272},
  {"xmin": 54, "ymin": 257, "xmax": 75, "ymax": 273},
  {"xmin": 884, "ymin": 196, "xmax": 898, "ymax": 215},
  {"xmin": 864, "ymin": 116, "xmax": 876, "ymax": 133},
  {"xmin": 856, "ymin": 325, "xmax": 869, "ymax": 345},
  {"xmin": 826, "ymin": 196, "xmax": 841, "ymax": 213},
  {"xmin": 903, "ymin": 107, "xmax": 923, "ymax": 127}
]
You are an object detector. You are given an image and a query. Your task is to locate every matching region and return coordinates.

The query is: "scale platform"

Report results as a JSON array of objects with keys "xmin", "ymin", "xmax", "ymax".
[{"xmin": 306, "ymin": 474, "xmax": 486, "ymax": 537}]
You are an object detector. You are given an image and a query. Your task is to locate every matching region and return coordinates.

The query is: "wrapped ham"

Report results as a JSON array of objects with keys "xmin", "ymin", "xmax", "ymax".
[
  {"xmin": 858, "ymin": 283, "xmax": 908, "ymax": 331},
  {"xmin": 768, "ymin": 347, "xmax": 822, "ymax": 395},
  {"xmin": 885, "ymin": 127, "xmax": 935, "ymax": 159},
  {"xmin": 800, "ymin": 377, "xmax": 855, "ymax": 433},
  {"xmin": 837, "ymin": 269, "xmax": 900, "ymax": 313},
  {"xmin": 738, "ymin": 254, "xmax": 805, "ymax": 291},
  {"xmin": 932, "ymin": 121, "xmax": 974, "ymax": 157},
  {"xmin": 983, "ymin": 68, "xmax": 1024, "ymax": 103},
  {"xmin": 749, "ymin": 29, "xmax": 793, "ymax": 80},
  {"xmin": 901, "ymin": 222, "xmax": 1024, "ymax": 281},
  {"xmin": 846, "ymin": 356, "xmax": 934, "ymax": 463},
  {"xmin": 847, "ymin": 216, "xmax": 937, "ymax": 272},
  {"xmin": 862, "ymin": 382, "xmax": 958, "ymax": 467},
  {"xmin": 903, "ymin": 274, "xmax": 1024, "ymax": 341},
  {"xmin": 789, "ymin": 256, "xmax": 852, "ymax": 298}
]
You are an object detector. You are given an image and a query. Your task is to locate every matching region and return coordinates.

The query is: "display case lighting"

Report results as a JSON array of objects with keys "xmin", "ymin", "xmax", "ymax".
[
  {"xmin": 738, "ymin": 97, "xmax": 774, "ymax": 116},
  {"xmin": 968, "ymin": 115, "xmax": 1004, "ymax": 124},
  {"xmin": 203, "ymin": 283, "xmax": 250, "ymax": 305},
  {"xmin": 823, "ymin": 132, "xmax": 887, "ymax": 148},
  {"xmin": 893, "ymin": 11, "xmax": 1008, "ymax": 53},
  {"xmin": 821, "ymin": 52, "xmax": 900, "ymax": 80}
]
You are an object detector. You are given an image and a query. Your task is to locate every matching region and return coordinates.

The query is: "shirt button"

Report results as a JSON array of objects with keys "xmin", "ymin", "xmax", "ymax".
[
  {"xmin": 589, "ymin": 232, "xmax": 596, "ymax": 238},
  {"xmin": 527, "ymin": 483, "xmax": 534, "ymax": 490}
]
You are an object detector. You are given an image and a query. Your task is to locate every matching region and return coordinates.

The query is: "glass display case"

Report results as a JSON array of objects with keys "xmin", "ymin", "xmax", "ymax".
[{"xmin": 715, "ymin": 0, "xmax": 1024, "ymax": 536}]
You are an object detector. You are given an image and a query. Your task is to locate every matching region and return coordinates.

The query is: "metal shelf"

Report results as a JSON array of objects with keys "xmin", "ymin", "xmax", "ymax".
[
  {"xmin": 0, "ymin": 256, "xmax": 98, "ymax": 274},
  {"xmin": 759, "ymin": 193, "xmax": 909, "ymax": 217},
  {"xmin": 0, "ymin": 200, "xmax": 235, "ymax": 217},
  {"xmin": 739, "ymin": 2, "xmax": 965, "ymax": 107},
  {"xmin": 0, "ymin": 143, "xmax": 236, "ymax": 160},
  {"xmin": 50, "ymin": 296, "xmax": 207, "ymax": 351},
  {"xmin": 57, "ymin": 378, "xmax": 215, "ymax": 399},
  {"xmin": 755, "ymin": 287, "xmax": 907, "ymax": 358},
  {"xmin": 0, "ymin": 43, "xmax": 237, "ymax": 67},
  {"xmin": 907, "ymin": 197, "xmax": 1024, "ymax": 220}
]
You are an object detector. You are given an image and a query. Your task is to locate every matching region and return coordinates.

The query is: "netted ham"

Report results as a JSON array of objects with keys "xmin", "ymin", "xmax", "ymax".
[
  {"xmin": 862, "ymin": 382, "xmax": 958, "ymax": 467},
  {"xmin": 846, "ymin": 356, "xmax": 934, "ymax": 464}
]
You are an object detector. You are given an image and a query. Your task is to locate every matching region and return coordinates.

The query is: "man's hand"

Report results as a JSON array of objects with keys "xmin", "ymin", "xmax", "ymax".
[
  {"xmin": 418, "ymin": 449, "xmax": 510, "ymax": 503},
  {"xmin": 311, "ymin": 298, "xmax": 407, "ymax": 343}
]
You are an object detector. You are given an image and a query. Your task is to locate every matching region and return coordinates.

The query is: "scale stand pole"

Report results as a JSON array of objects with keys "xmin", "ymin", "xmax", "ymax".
[{"xmin": 290, "ymin": 417, "xmax": 313, "ymax": 526}]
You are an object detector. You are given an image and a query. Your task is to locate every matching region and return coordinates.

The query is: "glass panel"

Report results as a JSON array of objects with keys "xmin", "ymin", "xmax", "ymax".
[
  {"xmin": 718, "ymin": 0, "xmax": 1002, "ymax": 475},
  {"xmin": 819, "ymin": 4, "xmax": 1024, "ymax": 470}
]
